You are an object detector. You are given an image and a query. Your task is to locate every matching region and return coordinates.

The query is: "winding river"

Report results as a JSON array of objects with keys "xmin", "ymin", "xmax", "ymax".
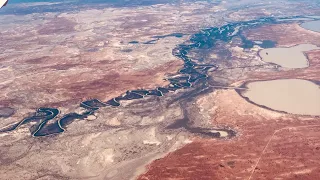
[{"xmin": 1, "ymin": 16, "xmax": 319, "ymax": 138}]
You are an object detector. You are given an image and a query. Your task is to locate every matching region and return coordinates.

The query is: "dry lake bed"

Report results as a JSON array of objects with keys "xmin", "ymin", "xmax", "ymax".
[
  {"xmin": 301, "ymin": 20, "xmax": 320, "ymax": 33},
  {"xmin": 241, "ymin": 79, "xmax": 320, "ymax": 116},
  {"xmin": 259, "ymin": 44, "xmax": 319, "ymax": 68}
]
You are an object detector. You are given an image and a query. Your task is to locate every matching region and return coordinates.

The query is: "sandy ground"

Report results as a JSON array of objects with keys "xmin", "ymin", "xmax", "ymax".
[{"xmin": 0, "ymin": 0, "xmax": 320, "ymax": 180}]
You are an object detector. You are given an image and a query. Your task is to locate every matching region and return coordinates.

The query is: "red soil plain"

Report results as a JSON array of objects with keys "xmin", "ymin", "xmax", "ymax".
[
  {"xmin": 138, "ymin": 23, "xmax": 320, "ymax": 180},
  {"xmin": 1, "ymin": 1, "xmax": 320, "ymax": 180}
]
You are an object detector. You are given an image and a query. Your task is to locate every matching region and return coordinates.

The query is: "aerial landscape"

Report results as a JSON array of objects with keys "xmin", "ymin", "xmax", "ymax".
[{"xmin": 0, "ymin": 0, "xmax": 319, "ymax": 179}]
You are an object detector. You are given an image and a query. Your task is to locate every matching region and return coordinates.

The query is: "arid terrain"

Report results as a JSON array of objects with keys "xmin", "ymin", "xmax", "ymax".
[{"xmin": 0, "ymin": 0, "xmax": 319, "ymax": 180}]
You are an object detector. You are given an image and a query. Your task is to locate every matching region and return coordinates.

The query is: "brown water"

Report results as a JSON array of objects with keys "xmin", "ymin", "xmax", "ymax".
[
  {"xmin": 301, "ymin": 20, "xmax": 320, "ymax": 32},
  {"xmin": 242, "ymin": 79, "xmax": 320, "ymax": 116},
  {"xmin": 259, "ymin": 44, "xmax": 319, "ymax": 68}
]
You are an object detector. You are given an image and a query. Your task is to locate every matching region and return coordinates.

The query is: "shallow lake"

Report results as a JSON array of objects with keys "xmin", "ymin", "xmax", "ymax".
[
  {"xmin": 301, "ymin": 20, "xmax": 320, "ymax": 32},
  {"xmin": 241, "ymin": 79, "xmax": 320, "ymax": 116},
  {"xmin": 259, "ymin": 44, "xmax": 319, "ymax": 68}
]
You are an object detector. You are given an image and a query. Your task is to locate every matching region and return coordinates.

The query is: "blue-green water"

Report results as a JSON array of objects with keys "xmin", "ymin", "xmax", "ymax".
[{"xmin": 0, "ymin": 16, "xmax": 279, "ymax": 137}]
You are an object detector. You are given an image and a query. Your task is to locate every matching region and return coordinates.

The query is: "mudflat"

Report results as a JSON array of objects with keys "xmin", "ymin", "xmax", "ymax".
[
  {"xmin": 259, "ymin": 44, "xmax": 319, "ymax": 68},
  {"xmin": 301, "ymin": 20, "xmax": 320, "ymax": 32},
  {"xmin": 242, "ymin": 79, "xmax": 320, "ymax": 116}
]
